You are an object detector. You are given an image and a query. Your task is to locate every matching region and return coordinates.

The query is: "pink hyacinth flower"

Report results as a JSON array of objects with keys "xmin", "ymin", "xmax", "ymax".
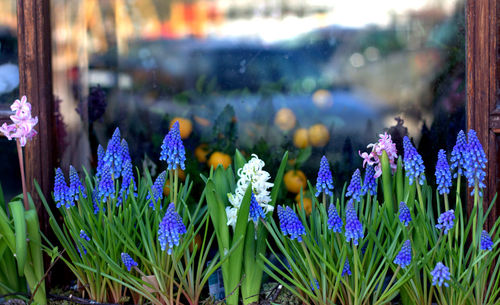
[
  {"xmin": 359, "ymin": 132, "xmax": 398, "ymax": 178},
  {"xmin": 0, "ymin": 96, "xmax": 38, "ymax": 147}
]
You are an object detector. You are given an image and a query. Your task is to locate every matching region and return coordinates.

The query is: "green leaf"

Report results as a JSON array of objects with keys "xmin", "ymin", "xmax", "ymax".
[
  {"xmin": 9, "ymin": 201, "xmax": 27, "ymax": 276},
  {"xmin": 234, "ymin": 149, "xmax": 247, "ymax": 172}
]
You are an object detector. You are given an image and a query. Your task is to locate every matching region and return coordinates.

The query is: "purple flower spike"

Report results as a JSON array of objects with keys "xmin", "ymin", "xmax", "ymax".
[
  {"xmin": 121, "ymin": 252, "xmax": 138, "ymax": 271},
  {"xmin": 342, "ymin": 259, "xmax": 351, "ymax": 276},
  {"xmin": 394, "ymin": 240, "xmax": 412, "ymax": 269},
  {"xmin": 54, "ymin": 168, "xmax": 71, "ymax": 209},
  {"xmin": 315, "ymin": 156, "xmax": 334, "ymax": 197},
  {"xmin": 464, "ymin": 130, "xmax": 487, "ymax": 196},
  {"xmin": 310, "ymin": 279, "xmax": 319, "ymax": 291},
  {"xmin": 120, "ymin": 139, "xmax": 132, "ymax": 165},
  {"xmin": 96, "ymin": 144, "xmax": 105, "ymax": 178},
  {"xmin": 277, "ymin": 205, "xmax": 306, "ymax": 242},
  {"xmin": 103, "ymin": 127, "xmax": 123, "ymax": 178},
  {"xmin": 346, "ymin": 169, "xmax": 362, "ymax": 202},
  {"xmin": 431, "ymin": 262, "xmax": 451, "ymax": 287},
  {"xmin": 436, "ymin": 210, "xmax": 455, "ymax": 234},
  {"xmin": 249, "ymin": 192, "xmax": 265, "ymax": 224},
  {"xmin": 117, "ymin": 160, "xmax": 137, "ymax": 206},
  {"xmin": 80, "ymin": 229, "xmax": 91, "ymax": 241},
  {"xmin": 69, "ymin": 165, "xmax": 87, "ymax": 200},
  {"xmin": 158, "ymin": 203, "xmax": 187, "ymax": 255},
  {"xmin": 327, "ymin": 204, "xmax": 343, "ymax": 233},
  {"xmin": 398, "ymin": 202, "xmax": 411, "ymax": 226},
  {"xmin": 450, "ymin": 130, "xmax": 467, "ymax": 178},
  {"xmin": 160, "ymin": 121, "xmax": 186, "ymax": 170},
  {"xmin": 344, "ymin": 201, "xmax": 363, "ymax": 246},
  {"xmin": 98, "ymin": 165, "xmax": 115, "ymax": 202},
  {"xmin": 403, "ymin": 137, "xmax": 426, "ymax": 186},
  {"xmin": 435, "ymin": 150, "xmax": 452, "ymax": 195},
  {"xmin": 361, "ymin": 165, "xmax": 377, "ymax": 196},
  {"xmin": 147, "ymin": 171, "xmax": 167, "ymax": 209},
  {"xmin": 480, "ymin": 230, "xmax": 494, "ymax": 251}
]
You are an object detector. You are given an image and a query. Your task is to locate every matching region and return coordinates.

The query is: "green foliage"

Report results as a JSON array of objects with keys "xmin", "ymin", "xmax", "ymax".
[{"xmin": 0, "ymin": 185, "xmax": 46, "ymax": 304}]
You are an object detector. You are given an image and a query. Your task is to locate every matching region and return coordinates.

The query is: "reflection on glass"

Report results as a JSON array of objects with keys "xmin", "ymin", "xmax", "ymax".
[
  {"xmin": 0, "ymin": 0, "xmax": 21, "ymax": 201},
  {"xmin": 52, "ymin": 0, "xmax": 465, "ymax": 195},
  {"xmin": 0, "ymin": 0, "xmax": 19, "ymax": 103}
]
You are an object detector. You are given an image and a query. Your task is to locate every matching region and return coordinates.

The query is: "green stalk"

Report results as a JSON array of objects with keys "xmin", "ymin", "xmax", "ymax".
[
  {"xmin": 174, "ymin": 168, "xmax": 179, "ymax": 206},
  {"xmin": 353, "ymin": 245, "xmax": 359, "ymax": 305},
  {"xmin": 396, "ymin": 158, "xmax": 404, "ymax": 203},
  {"xmin": 380, "ymin": 151, "xmax": 394, "ymax": 215},
  {"xmin": 416, "ymin": 182, "xmax": 424, "ymax": 215}
]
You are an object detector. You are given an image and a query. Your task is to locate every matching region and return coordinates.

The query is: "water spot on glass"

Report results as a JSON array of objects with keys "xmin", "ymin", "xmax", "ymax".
[{"xmin": 349, "ymin": 53, "xmax": 365, "ymax": 68}]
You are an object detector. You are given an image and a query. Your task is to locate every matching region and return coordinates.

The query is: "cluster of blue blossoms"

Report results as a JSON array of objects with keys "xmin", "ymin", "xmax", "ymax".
[
  {"xmin": 277, "ymin": 205, "xmax": 306, "ymax": 242},
  {"xmin": 54, "ymin": 166, "xmax": 87, "ymax": 209},
  {"xmin": 158, "ymin": 203, "xmax": 187, "ymax": 255},
  {"xmin": 315, "ymin": 155, "xmax": 334, "ymax": 197}
]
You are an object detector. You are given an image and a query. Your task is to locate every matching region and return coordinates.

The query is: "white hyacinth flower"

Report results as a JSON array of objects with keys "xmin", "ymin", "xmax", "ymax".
[{"xmin": 226, "ymin": 154, "xmax": 274, "ymax": 228}]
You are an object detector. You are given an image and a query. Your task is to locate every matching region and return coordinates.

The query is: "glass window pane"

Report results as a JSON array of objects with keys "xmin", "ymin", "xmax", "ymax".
[
  {"xmin": 0, "ymin": 0, "xmax": 21, "ymax": 201},
  {"xmin": 51, "ymin": 0, "xmax": 466, "ymax": 193}
]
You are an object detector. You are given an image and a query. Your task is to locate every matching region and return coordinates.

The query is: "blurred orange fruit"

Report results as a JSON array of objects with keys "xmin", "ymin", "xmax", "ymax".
[
  {"xmin": 207, "ymin": 151, "xmax": 232, "ymax": 169},
  {"xmin": 312, "ymin": 89, "xmax": 333, "ymax": 109},
  {"xmin": 170, "ymin": 117, "xmax": 193, "ymax": 139},
  {"xmin": 163, "ymin": 180, "xmax": 171, "ymax": 196},
  {"xmin": 193, "ymin": 115, "xmax": 211, "ymax": 127},
  {"xmin": 189, "ymin": 234, "xmax": 202, "ymax": 252},
  {"xmin": 194, "ymin": 144, "xmax": 210, "ymax": 163},
  {"xmin": 293, "ymin": 128, "xmax": 309, "ymax": 149},
  {"xmin": 284, "ymin": 170, "xmax": 307, "ymax": 194},
  {"xmin": 274, "ymin": 108, "xmax": 296, "ymax": 131},
  {"xmin": 308, "ymin": 124, "xmax": 329, "ymax": 147},
  {"xmin": 296, "ymin": 197, "xmax": 313, "ymax": 215},
  {"xmin": 178, "ymin": 169, "xmax": 186, "ymax": 181}
]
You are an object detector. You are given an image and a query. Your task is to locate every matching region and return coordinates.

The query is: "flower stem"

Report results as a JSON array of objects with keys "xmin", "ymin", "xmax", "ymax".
[
  {"xmin": 16, "ymin": 140, "xmax": 29, "ymax": 210},
  {"xmin": 174, "ymin": 168, "xmax": 179, "ymax": 206}
]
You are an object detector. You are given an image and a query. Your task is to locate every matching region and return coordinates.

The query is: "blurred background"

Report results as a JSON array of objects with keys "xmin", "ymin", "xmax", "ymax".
[{"xmin": 0, "ymin": 0, "xmax": 466, "ymax": 200}]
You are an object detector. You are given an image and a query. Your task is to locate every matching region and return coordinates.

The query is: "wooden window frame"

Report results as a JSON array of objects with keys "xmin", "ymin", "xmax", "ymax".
[
  {"xmin": 467, "ymin": 0, "xmax": 499, "ymax": 226},
  {"xmin": 3, "ymin": 0, "xmax": 498, "ymax": 228}
]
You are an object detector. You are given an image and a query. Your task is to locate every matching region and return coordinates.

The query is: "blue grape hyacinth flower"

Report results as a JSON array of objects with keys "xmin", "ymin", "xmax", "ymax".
[
  {"xmin": 158, "ymin": 203, "xmax": 187, "ymax": 255},
  {"xmin": 69, "ymin": 165, "xmax": 87, "ymax": 200},
  {"xmin": 121, "ymin": 252, "xmax": 138, "ymax": 271},
  {"xmin": 96, "ymin": 144, "xmax": 105, "ymax": 178},
  {"xmin": 310, "ymin": 279, "xmax": 319, "ymax": 291},
  {"xmin": 403, "ymin": 136, "xmax": 426, "ymax": 185},
  {"xmin": 344, "ymin": 201, "xmax": 364, "ymax": 246},
  {"xmin": 277, "ymin": 205, "xmax": 306, "ymax": 242},
  {"xmin": 342, "ymin": 259, "xmax": 351, "ymax": 276},
  {"xmin": 249, "ymin": 192, "xmax": 265, "ymax": 224},
  {"xmin": 103, "ymin": 127, "xmax": 123, "ymax": 178},
  {"xmin": 464, "ymin": 130, "xmax": 487, "ymax": 196},
  {"xmin": 315, "ymin": 155, "xmax": 334, "ymax": 197},
  {"xmin": 80, "ymin": 229, "xmax": 91, "ymax": 241},
  {"xmin": 160, "ymin": 121, "xmax": 186, "ymax": 170},
  {"xmin": 431, "ymin": 262, "xmax": 451, "ymax": 287},
  {"xmin": 120, "ymin": 139, "xmax": 132, "ymax": 164},
  {"xmin": 327, "ymin": 204, "xmax": 343, "ymax": 233},
  {"xmin": 399, "ymin": 202, "xmax": 411, "ymax": 226},
  {"xmin": 54, "ymin": 167, "xmax": 72, "ymax": 209},
  {"xmin": 98, "ymin": 164, "xmax": 115, "ymax": 202},
  {"xmin": 394, "ymin": 240, "xmax": 412, "ymax": 269},
  {"xmin": 117, "ymin": 160, "xmax": 137, "ymax": 206},
  {"xmin": 346, "ymin": 169, "xmax": 362, "ymax": 202},
  {"xmin": 147, "ymin": 171, "xmax": 167, "ymax": 209},
  {"xmin": 450, "ymin": 130, "xmax": 467, "ymax": 178},
  {"xmin": 436, "ymin": 210, "xmax": 455, "ymax": 234},
  {"xmin": 435, "ymin": 149, "xmax": 452, "ymax": 195},
  {"xmin": 361, "ymin": 165, "xmax": 377, "ymax": 196},
  {"xmin": 480, "ymin": 230, "xmax": 494, "ymax": 251}
]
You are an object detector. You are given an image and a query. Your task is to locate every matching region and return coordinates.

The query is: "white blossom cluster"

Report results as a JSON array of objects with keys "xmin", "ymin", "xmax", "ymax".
[{"xmin": 226, "ymin": 154, "xmax": 274, "ymax": 228}]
